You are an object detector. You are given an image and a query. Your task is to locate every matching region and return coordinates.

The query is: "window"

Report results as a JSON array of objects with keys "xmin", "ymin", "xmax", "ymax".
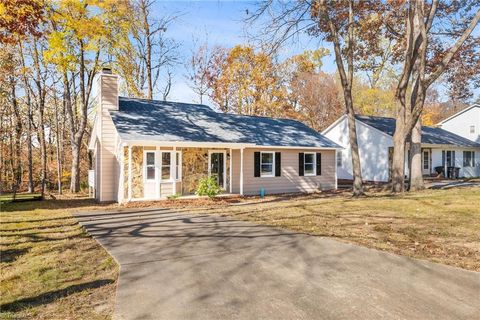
[
  {"xmin": 337, "ymin": 151, "xmax": 342, "ymax": 167},
  {"xmin": 463, "ymin": 151, "xmax": 475, "ymax": 167},
  {"xmin": 470, "ymin": 125, "xmax": 475, "ymax": 134},
  {"xmin": 175, "ymin": 152, "xmax": 180, "ymax": 180},
  {"xmin": 304, "ymin": 152, "xmax": 316, "ymax": 176},
  {"xmin": 162, "ymin": 152, "xmax": 171, "ymax": 180},
  {"xmin": 145, "ymin": 152, "xmax": 155, "ymax": 180},
  {"xmin": 423, "ymin": 151, "xmax": 429, "ymax": 169},
  {"xmin": 260, "ymin": 152, "xmax": 274, "ymax": 177}
]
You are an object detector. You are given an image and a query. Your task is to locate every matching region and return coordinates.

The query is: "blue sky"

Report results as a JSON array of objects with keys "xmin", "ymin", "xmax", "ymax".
[
  {"xmin": 152, "ymin": 0, "xmax": 478, "ymax": 104},
  {"xmin": 154, "ymin": 0, "xmax": 336, "ymax": 103}
]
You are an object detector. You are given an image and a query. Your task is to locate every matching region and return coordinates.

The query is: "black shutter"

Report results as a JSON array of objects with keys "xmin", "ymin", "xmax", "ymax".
[
  {"xmin": 254, "ymin": 152, "xmax": 260, "ymax": 177},
  {"xmin": 275, "ymin": 152, "xmax": 281, "ymax": 177},
  {"xmin": 299, "ymin": 153, "xmax": 304, "ymax": 176},
  {"xmin": 316, "ymin": 153, "xmax": 322, "ymax": 175}
]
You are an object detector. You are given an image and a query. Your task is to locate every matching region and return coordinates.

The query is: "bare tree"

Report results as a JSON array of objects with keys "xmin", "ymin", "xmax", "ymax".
[
  {"xmin": 386, "ymin": 1, "xmax": 480, "ymax": 192},
  {"xmin": 129, "ymin": 0, "xmax": 180, "ymax": 99}
]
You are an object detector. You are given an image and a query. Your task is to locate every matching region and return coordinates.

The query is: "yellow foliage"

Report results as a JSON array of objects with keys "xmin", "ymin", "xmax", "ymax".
[
  {"xmin": 211, "ymin": 45, "xmax": 289, "ymax": 117},
  {"xmin": 44, "ymin": 0, "xmax": 131, "ymax": 71},
  {"xmin": 352, "ymin": 79, "xmax": 396, "ymax": 116}
]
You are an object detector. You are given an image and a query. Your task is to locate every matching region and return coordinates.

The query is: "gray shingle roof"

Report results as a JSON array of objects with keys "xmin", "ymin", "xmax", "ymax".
[
  {"xmin": 356, "ymin": 115, "xmax": 480, "ymax": 148},
  {"xmin": 109, "ymin": 97, "xmax": 340, "ymax": 148}
]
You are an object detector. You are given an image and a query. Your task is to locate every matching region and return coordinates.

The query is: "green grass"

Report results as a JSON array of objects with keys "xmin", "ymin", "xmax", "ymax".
[{"xmin": 0, "ymin": 199, "xmax": 119, "ymax": 319}]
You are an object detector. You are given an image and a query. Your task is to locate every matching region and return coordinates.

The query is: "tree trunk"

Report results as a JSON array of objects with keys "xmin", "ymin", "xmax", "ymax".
[
  {"xmin": 55, "ymin": 94, "xmax": 63, "ymax": 195},
  {"xmin": 10, "ymin": 78, "xmax": 22, "ymax": 200},
  {"xmin": 27, "ymin": 96, "xmax": 34, "ymax": 193},
  {"xmin": 345, "ymin": 95, "xmax": 364, "ymax": 196},
  {"xmin": 391, "ymin": 116, "xmax": 406, "ymax": 192},
  {"xmin": 408, "ymin": 113, "xmax": 424, "ymax": 191},
  {"xmin": 38, "ymin": 104, "xmax": 47, "ymax": 198},
  {"xmin": 70, "ymin": 141, "xmax": 81, "ymax": 192}
]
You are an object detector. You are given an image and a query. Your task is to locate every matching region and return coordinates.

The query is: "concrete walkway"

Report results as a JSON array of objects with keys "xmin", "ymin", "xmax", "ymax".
[{"xmin": 75, "ymin": 208, "xmax": 480, "ymax": 320}]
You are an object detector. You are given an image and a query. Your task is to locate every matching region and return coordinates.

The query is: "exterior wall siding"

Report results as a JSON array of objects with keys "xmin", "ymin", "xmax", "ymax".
[
  {"xmin": 98, "ymin": 74, "xmax": 120, "ymax": 202},
  {"xmin": 324, "ymin": 117, "xmax": 393, "ymax": 182},
  {"xmin": 240, "ymin": 148, "xmax": 336, "ymax": 195},
  {"xmin": 439, "ymin": 106, "xmax": 480, "ymax": 143}
]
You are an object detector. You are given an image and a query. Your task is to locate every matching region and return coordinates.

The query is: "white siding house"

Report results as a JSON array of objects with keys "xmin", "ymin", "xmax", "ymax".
[
  {"xmin": 323, "ymin": 115, "xmax": 480, "ymax": 182},
  {"xmin": 437, "ymin": 104, "xmax": 480, "ymax": 143}
]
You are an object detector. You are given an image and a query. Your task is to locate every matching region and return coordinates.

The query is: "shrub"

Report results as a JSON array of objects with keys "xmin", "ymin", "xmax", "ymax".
[{"xmin": 196, "ymin": 176, "xmax": 221, "ymax": 198}]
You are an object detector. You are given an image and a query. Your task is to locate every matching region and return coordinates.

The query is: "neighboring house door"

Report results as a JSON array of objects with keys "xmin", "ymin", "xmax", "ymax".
[
  {"xmin": 422, "ymin": 149, "xmax": 431, "ymax": 175},
  {"xmin": 209, "ymin": 151, "xmax": 226, "ymax": 189}
]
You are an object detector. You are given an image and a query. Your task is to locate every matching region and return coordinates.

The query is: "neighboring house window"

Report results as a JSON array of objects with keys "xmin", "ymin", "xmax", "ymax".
[
  {"xmin": 162, "ymin": 152, "xmax": 171, "ymax": 180},
  {"xmin": 423, "ymin": 151, "xmax": 429, "ymax": 170},
  {"xmin": 463, "ymin": 151, "xmax": 475, "ymax": 167},
  {"xmin": 337, "ymin": 151, "xmax": 342, "ymax": 167},
  {"xmin": 304, "ymin": 152, "xmax": 316, "ymax": 176},
  {"xmin": 260, "ymin": 152, "xmax": 275, "ymax": 177},
  {"xmin": 145, "ymin": 152, "xmax": 155, "ymax": 181},
  {"xmin": 470, "ymin": 125, "xmax": 475, "ymax": 134}
]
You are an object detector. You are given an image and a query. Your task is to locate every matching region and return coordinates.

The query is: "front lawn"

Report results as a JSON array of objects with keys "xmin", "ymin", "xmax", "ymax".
[
  {"xmin": 0, "ymin": 199, "xmax": 119, "ymax": 319},
  {"xmin": 0, "ymin": 193, "xmax": 42, "ymax": 203},
  {"xmin": 190, "ymin": 187, "xmax": 480, "ymax": 271}
]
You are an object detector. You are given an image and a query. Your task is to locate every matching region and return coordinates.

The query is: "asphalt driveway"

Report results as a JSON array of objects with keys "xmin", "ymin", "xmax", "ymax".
[{"xmin": 75, "ymin": 208, "xmax": 480, "ymax": 320}]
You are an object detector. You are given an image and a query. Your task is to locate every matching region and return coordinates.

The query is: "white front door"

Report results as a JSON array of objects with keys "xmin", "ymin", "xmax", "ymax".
[{"xmin": 422, "ymin": 149, "xmax": 430, "ymax": 175}]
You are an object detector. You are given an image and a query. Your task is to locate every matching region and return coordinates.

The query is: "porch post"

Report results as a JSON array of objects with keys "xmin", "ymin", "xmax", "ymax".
[
  {"xmin": 128, "ymin": 145, "xmax": 132, "ymax": 201},
  {"xmin": 173, "ymin": 146, "xmax": 177, "ymax": 195},
  {"xmin": 229, "ymin": 148, "xmax": 233, "ymax": 194},
  {"xmin": 119, "ymin": 144, "xmax": 124, "ymax": 203},
  {"xmin": 240, "ymin": 148, "xmax": 244, "ymax": 195}
]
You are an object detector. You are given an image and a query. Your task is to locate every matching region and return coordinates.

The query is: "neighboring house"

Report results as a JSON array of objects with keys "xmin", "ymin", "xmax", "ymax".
[
  {"xmin": 88, "ymin": 70, "xmax": 340, "ymax": 202},
  {"xmin": 437, "ymin": 104, "xmax": 480, "ymax": 143},
  {"xmin": 323, "ymin": 115, "xmax": 480, "ymax": 182}
]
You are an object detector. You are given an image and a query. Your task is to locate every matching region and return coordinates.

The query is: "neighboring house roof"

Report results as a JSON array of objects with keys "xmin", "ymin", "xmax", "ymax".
[
  {"xmin": 109, "ymin": 97, "xmax": 340, "ymax": 148},
  {"xmin": 355, "ymin": 115, "xmax": 480, "ymax": 148},
  {"xmin": 437, "ymin": 104, "xmax": 480, "ymax": 125}
]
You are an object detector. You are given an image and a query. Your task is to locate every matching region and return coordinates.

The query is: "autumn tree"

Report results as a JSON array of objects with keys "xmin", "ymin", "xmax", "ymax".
[
  {"xmin": 248, "ymin": 1, "xmax": 387, "ymax": 196},
  {"xmin": 209, "ymin": 45, "xmax": 289, "ymax": 117},
  {"xmin": 185, "ymin": 40, "xmax": 227, "ymax": 104},
  {"xmin": 290, "ymin": 72, "xmax": 343, "ymax": 131},
  {"xmin": 0, "ymin": 0, "xmax": 46, "ymax": 43},
  {"xmin": 45, "ymin": 0, "xmax": 130, "ymax": 193}
]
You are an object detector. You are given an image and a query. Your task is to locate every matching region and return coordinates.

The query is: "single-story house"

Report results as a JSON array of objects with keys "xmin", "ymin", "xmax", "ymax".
[
  {"xmin": 322, "ymin": 114, "xmax": 480, "ymax": 182},
  {"xmin": 437, "ymin": 104, "xmax": 480, "ymax": 143},
  {"xmin": 88, "ymin": 70, "xmax": 341, "ymax": 202}
]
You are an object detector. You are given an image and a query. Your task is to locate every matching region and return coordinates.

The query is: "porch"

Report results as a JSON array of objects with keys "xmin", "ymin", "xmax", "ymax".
[{"xmin": 118, "ymin": 144, "xmax": 247, "ymax": 202}]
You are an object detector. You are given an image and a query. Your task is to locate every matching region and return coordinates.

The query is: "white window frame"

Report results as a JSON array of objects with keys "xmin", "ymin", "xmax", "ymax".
[
  {"xmin": 260, "ymin": 151, "xmax": 275, "ymax": 178},
  {"xmin": 144, "ymin": 151, "xmax": 156, "ymax": 182},
  {"xmin": 304, "ymin": 152, "xmax": 316, "ymax": 176},
  {"xmin": 463, "ymin": 151, "xmax": 474, "ymax": 167},
  {"xmin": 174, "ymin": 151, "xmax": 182, "ymax": 181},
  {"xmin": 160, "ymin": 151, "xmax": 172, "ymax": 181}
]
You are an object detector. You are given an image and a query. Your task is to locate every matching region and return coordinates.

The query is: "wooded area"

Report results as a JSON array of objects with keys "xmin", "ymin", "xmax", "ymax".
[{"xmin": 0, "ymin": 0, "xmax": 478, "ymax": 198}]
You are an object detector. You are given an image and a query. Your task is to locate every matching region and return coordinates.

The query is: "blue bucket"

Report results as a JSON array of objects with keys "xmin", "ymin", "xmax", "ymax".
[{"xmin": 260, "ymin": 187, "xmax": 265, "ymax": 198}]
